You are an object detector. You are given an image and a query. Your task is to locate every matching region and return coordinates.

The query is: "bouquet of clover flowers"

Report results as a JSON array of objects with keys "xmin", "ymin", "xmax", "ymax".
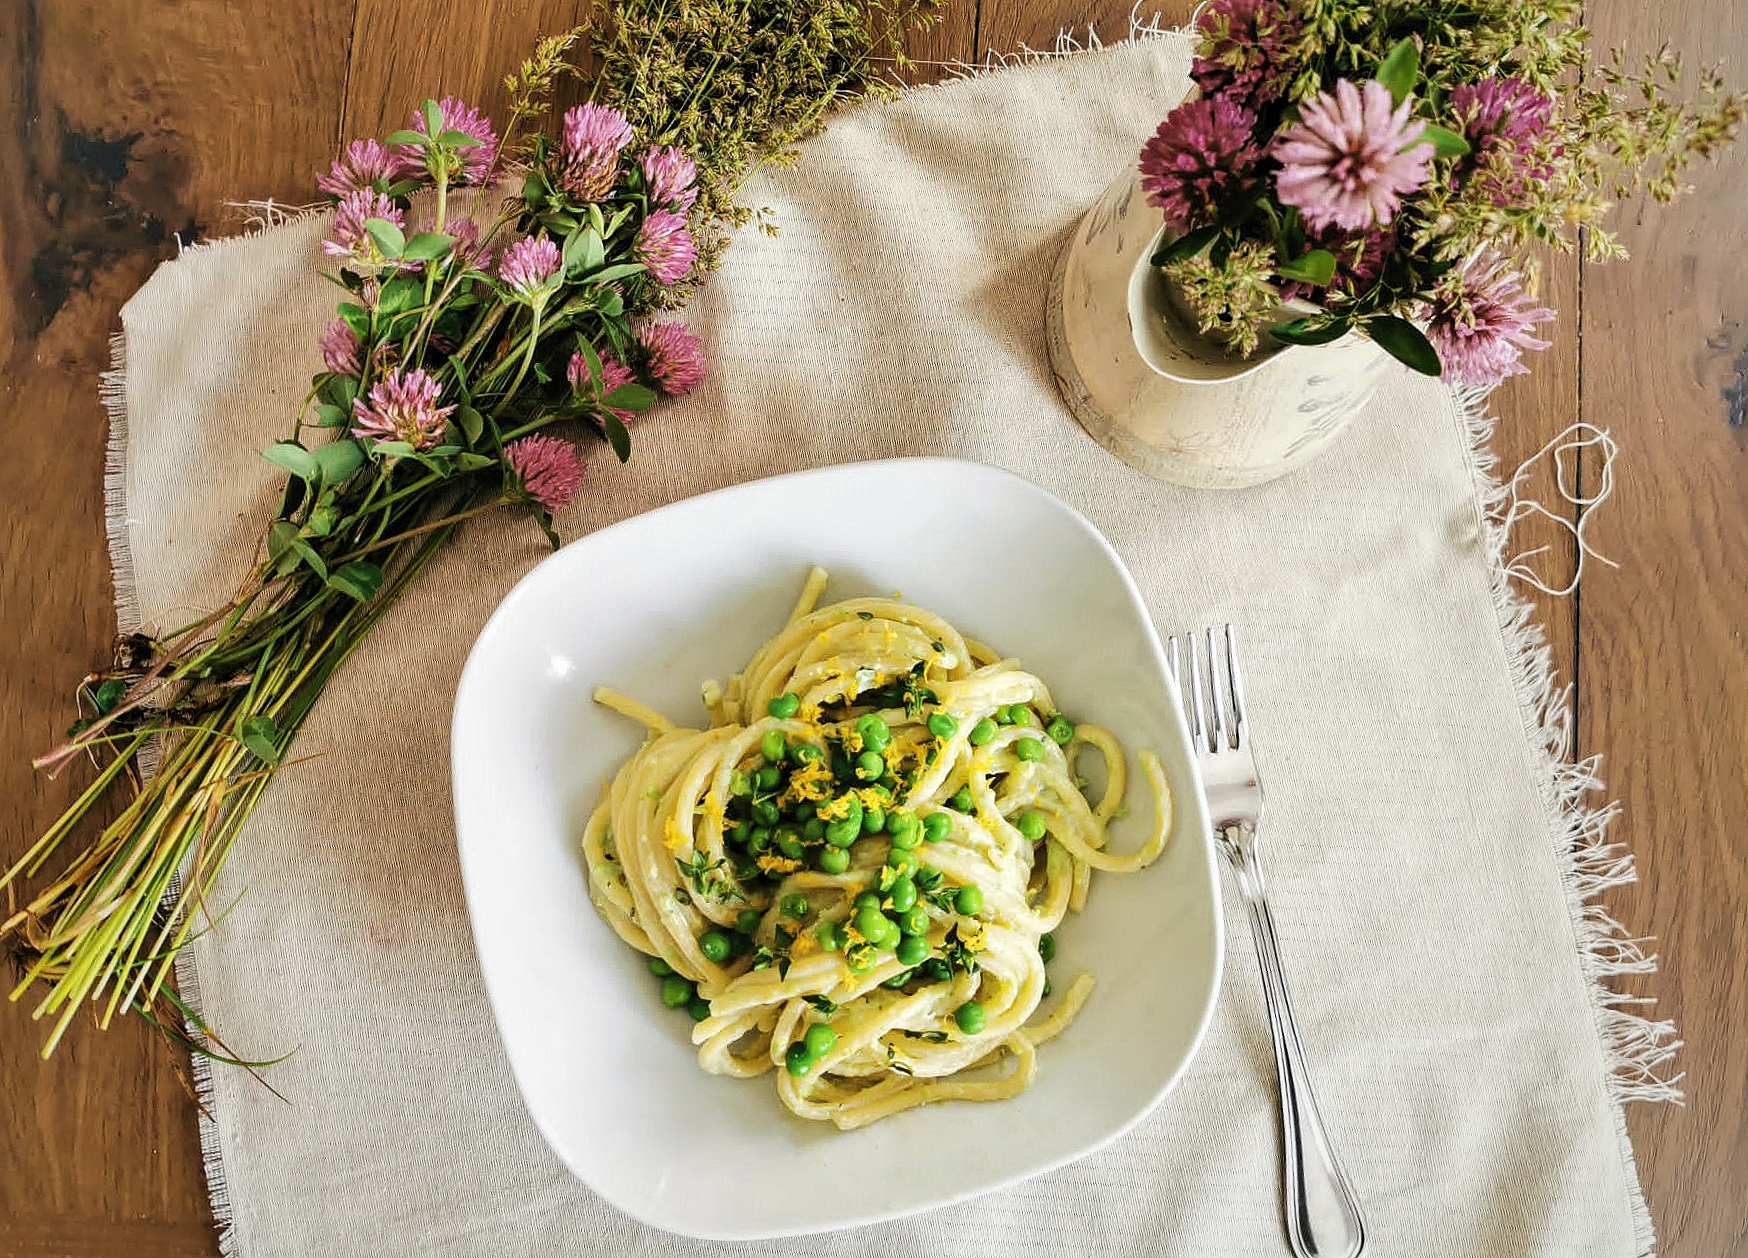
[
  {"xmin": 1139, "ymin": 0, "xmax": 1742, "ymax": 382},
  {"xmin": 2, "ymin": 57, "xmax": 710, "ymax": 1060}
]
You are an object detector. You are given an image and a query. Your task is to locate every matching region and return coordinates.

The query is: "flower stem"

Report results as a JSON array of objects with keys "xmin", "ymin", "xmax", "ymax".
[{"xmin": 332, "ymin": 497, "xmax": 501, "ymax": 562}]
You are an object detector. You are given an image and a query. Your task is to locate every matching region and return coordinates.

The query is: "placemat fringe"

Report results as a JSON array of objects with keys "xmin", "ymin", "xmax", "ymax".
[
  {"xmin": 1455, "ymin": 385, "xmax": 1681, "ymax": 1258},
  {"xmin": 101, "ymin": 323, "xmax": 238, "ymax": 1257}
]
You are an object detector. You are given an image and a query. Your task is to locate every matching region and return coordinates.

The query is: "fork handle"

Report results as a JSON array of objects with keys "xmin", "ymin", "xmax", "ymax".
[{"xmin": 1225, "ymin": 826, "xmax": 1367, "ymax": 1258}]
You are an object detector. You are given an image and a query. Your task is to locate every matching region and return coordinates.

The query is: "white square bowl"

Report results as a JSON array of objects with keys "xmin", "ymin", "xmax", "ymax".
[{"xmin": 452, "ymin": 457, "xmax": 1222, "ymax": 1239}]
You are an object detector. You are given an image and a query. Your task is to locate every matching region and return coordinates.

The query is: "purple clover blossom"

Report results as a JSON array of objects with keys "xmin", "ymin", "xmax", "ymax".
[
  {"xmin": 317, "ymin": 139, "xmax": 416, "ymax": 198},
  {"xmin": 1274, "ymin": 79, "xmax": 1435, "ymax": 232},
  {"xmin": 318, "ymin": 319, "xmax": 363, "ymax": 376},
  {"xmin": 639, "ymin": 145, "xmax": 698, "ymax": 212},
  {"xmin": 350, "ymin": 367, "xmax": 455, "ymax": 449},
  {"xmin": 635, "ymin": 211, "xmax": 697, "ymax": 286},
  {"xmin": 1138, "ymin": 96, "xmax": 1265, "ymax": 232},
  {"xmin": 1450, "ymin": 78, "xmax": 1556, "ymax": 205},
  {"xmin": 505, "ymin": 435, "xmax": 587, "ymax": 514},
  {"xmin": 638, "ymin": 322, "xmax": 706, "ymax": 397},
  {"xmin": 323, "ymin": 189, "xmax": 407, "ymax": 271},
  {"xmin": 1190, "ymin": 0, "xmax": 1303, "ymax": 110},
  {"xmin": 399, "ymin": 97, "xmax": 499, "ymax": 185},
  {"xmin": 497, "ymin": 235, "xmax": 562, "ymax": 301},
  {"xmin": 559, "ymin": 104, "xmax": 635, "ymax": 202},
  {"xmin": 1424, "ymin": 253, "xmax": 1555, "ymax": 386},
  {"xmin": 448, "ymin": 217, "xmax": 490, "ymax": 270},
  {"xmin": 567, "ymin": 349, "xmax": 638, "ymax": 421}
]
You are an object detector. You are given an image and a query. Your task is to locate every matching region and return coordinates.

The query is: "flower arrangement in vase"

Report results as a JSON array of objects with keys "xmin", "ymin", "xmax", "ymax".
[
  {"xmin": 1048, "ymin": 0, "xmax": 1740, "ymax": 488},
  {"xmin": 1144, "ymin": 0, "xmax": 1741, "ymax": 380}
]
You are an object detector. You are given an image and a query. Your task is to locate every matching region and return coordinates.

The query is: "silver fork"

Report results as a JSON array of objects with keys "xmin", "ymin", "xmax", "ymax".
[{"xmin": 1170, "ymin": 626, "xmax": 1366, "ymax": 1258}]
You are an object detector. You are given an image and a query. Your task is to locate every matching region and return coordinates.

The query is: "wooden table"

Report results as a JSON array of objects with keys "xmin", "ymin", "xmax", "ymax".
[{"xmin": 2, "ymin": 2, "xmax": 1742, "ymax": 1255}]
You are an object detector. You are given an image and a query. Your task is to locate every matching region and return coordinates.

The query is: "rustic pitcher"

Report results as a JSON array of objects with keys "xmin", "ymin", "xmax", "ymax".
[{"xmin": 1047, "ymin": 170, "xmax": 1393, "ymax": 489}]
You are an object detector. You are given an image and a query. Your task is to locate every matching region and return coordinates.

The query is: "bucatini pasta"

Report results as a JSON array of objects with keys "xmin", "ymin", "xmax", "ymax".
[{"xmin": 583, "ymin": 567, "xmax": 1172, "ymax": 1130}]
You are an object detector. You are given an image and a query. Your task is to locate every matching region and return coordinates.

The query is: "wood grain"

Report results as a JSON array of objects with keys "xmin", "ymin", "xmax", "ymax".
[
  {"xmin": 1579, "ymin": 3, "xmax": 1748, "ymax": 1256},
  {"xmin": 0, "ymin": 2, "xmax": 1740, "ymax": 1255},
  {"xmin": 1, "ymin": 2, "xmax": 351, "ymax": 1255}
]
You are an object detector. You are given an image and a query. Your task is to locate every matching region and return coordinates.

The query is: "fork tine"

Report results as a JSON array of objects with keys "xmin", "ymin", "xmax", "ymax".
[
  {"xmin": 1185, "ymin": 632, "xmax": 1206, "ymax": 747},
  {"xmin": 1202, "ymin": 627, "xmax": 1224, "ymax": 750},
  {"xmin": 1224, "ymin": 624, "xmax": 1246, "ymax": 749}
]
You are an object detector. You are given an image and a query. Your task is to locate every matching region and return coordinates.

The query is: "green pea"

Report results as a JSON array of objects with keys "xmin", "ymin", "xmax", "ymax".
[
  {"xmin": 949, "ymin": 786, "xmax": 974, "ymax": 812},
  {"xmin": 954, "ymin": 885, "xmax": 984, "ymax": 917},
  {"xmin": 791, "ymin": 743, "xmax": 823, "ymax": 766},
  {"xmin": 648, "ymin": 956, "xmax": 674, "ymax": 977},
  {"xmin": 736, "ymin": 908, "xmax": 763, "ymax": 935},
  {"xmin": 780, "ymin": 893, "xmax": 810, "ymax": 919},
  {"xmin": 887, "ymin": 874, "xmax": 917, "ymax": 913},
  {"xmin": 862, "ymin": 806, "xmax": 887, "ymax": 835},
  {"xmin": 886, "ymin": 847, "xmax": 919, "ymax": 874},
  {"xmin": 818, "ymin": 845, "xmax": 851, "ymax": 875},
  {"xmin": 927, "ymin": 712, "xmax": 958, "ymax": 739},
  {"xmin": 729, "ymin": 931, "xmax": 753, "ymax": 957},
  {"xmin": 954, "ymin": 1000, "xmax": 987, "ymax": 1034},
  {"xmin": 768, "ymin": 692, "xmax": 801, "ymax": 719},
  {"xmin": 754, "ymin": 765, "xmax": 782, "ymax": 792},
  {"xmin": 731, "ymin": 857, "xmax": 760, "ymax": 883},
  {"xmin": 921, "ymin": 958, "xmax": 951, "ymax": 982},
  {"xmin": 687, "ymin": 996, "xmax": 712, "ymax": 1022},
  {"xmin": 699, "ymin": 930, "xmax": 732, "ymax": 963},
  {"xmin": 856, "ymin": 714, "xmax": 892, "ymax": 755},
  {"xmin": 753, "ymin": 801, "xmax": 782, "ymax": 828},
  {"xmin": 1015, "ymin": 737, "xmax": 1044, "ymax": 762},
  {"xmin": 1016, "ymin": 810, "xmax": 1046, "ymax": 841},
  {"xmin": 1046, "ymin": 716, "xmax": 1075, "ymax": 746},
  {"xmin": 815, "ymin": 919, "xmax": 841, "ymax": 951},
  {"xmin": 913, "ymin": 865, "xmax": 944, "ymax": 892},
  {"xmin": 888, "ymin": 814, "xmax": 921, "ymax": 850},
  {"xmin": 898, "ymin": 904, "xmax": 930, "ymax": 936},
  {"xmin": 804, "ymin": 817, "xmax": 827, "ymax": 843},
  {"xmin": 793, "ymin": 800, "xmax": 818, "ymax": 822},
  {"xmin": 729, "ymin": 770, "xmax": 752, "ymax": 797},
  {"xmin": 661, "ymin": 976, "xmax": 694, "ymax": 1008},
  {"xmin": 1039, "ymin": 932, "xmax": 1057, "ymax": 964},
  {"xmin": 855, "ymin": 903, "xmax": 889, "ymax": 941},
  {"xmin": 995, "ymin": 706, "xmax": 1015, "ymax": 725},
  {"xmin": 825, "ymin": 818, "xmax": 861, "ymax": 848},
  {"xmin": 969, "ymin": 717, "xmax": 998, "ymax": 746},
  {"xmin": 867, "ymin": 783, "xmax": 894, "ymax": 805},
  {"xmin": 877, "ymin": 773, "xmax": 899, "ymax": 793},
  {"xmin": 1007, "ymin": 704, "xmax": 1033, "ymax": 727},
  {"xmin": 761, "ymin": 729, "xmax": 787, "ymax": 762},
  {"xmin": 895, "ymin": 934, "xmax": 929, "ymax": 967},
  {"xmin": 883, "ymin": 968, "xmax": 915, "ymax": 988},
  {"xmin": 724, "ymin": 823, "xmax": 748, "ymax": 848},
  {"xmin": 803, "ymin": 1022, "xmax": 838, "ymax": 1057},
  {"xmin": 785, "ymin": 1042, "xmax": 814, "ymax": 1077},
  {"xmin": 922, "ymin": 811, "xmax": 952, "ymax": 843},
  {"xmin": 855, "ymin": 892, "xmax": 881, "ymax": 912},
  {"xmin": 747, "ymin": 827, "xmax": 772, "ymax": 853},
  {"xmin": 856, "ymin": 750, "xmax": 885, "ymax": 780}
]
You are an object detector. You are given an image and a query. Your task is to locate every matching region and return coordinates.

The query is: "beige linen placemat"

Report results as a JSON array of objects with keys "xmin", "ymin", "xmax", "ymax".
[{"xmin": 106, "ymin": 32, "xmax": 1676, "ymax": 1257}]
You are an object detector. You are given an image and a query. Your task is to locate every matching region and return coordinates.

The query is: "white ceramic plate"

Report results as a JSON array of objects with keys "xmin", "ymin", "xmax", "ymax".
[{"xmin": 452, "ymin": 457, "xmax": 1223, "ymax": 1240}]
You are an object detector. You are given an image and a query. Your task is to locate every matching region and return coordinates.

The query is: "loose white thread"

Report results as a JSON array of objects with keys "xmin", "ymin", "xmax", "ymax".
[{"xmin": 1501, "ymin": 421, "xmax": 1621, "ymax": 597}]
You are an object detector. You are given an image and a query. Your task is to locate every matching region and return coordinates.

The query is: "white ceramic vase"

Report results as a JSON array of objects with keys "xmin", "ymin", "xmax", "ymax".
[{"xmin": 1047, "ymin": 170, "xmax": 1393, "ymax": 489}]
